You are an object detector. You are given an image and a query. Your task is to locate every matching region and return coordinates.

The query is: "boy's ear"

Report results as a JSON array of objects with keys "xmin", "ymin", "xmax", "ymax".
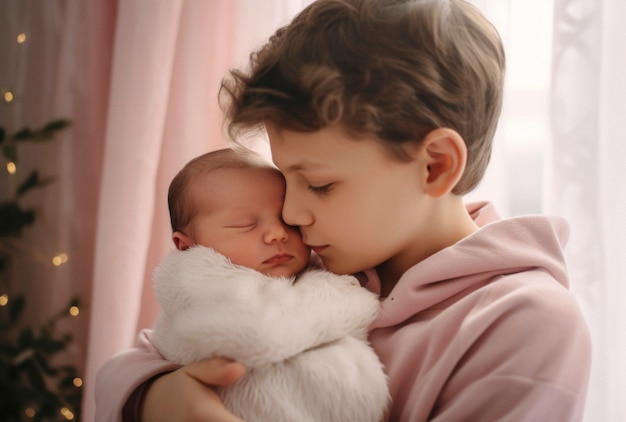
[
  {"xmin": 420, "ymin": 128, "xmax": 467, "ymax": 197},
  {"xmin": 172, "ymin": 231, "xmax": 194, "ymax": 251}
]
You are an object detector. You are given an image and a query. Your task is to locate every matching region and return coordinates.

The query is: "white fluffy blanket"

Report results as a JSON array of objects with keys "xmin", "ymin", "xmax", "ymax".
[{"xmin": 152, "ymin": 245, "xmax": 389, "ymax": 422}]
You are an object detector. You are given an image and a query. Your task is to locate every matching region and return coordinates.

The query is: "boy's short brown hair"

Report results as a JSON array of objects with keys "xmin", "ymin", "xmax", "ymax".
[{"xmin": 220, "ymin": 0, "xmax": 505, "ymax": 194}]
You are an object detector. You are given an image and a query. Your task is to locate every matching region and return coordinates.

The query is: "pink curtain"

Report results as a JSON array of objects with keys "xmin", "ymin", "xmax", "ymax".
[
  {"xmin": 81, "ymin": 1, "xmax": 237, "ymax": 420},
  {"xmin": 83, "ymin": 1, "xmax": 309, "ymax": 419}
]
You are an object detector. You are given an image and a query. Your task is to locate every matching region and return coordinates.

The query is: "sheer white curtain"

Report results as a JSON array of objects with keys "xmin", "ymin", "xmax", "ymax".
[
  {"xmin": 549, "ymin": 1, "xmax": 626, "ymax": 420},
  {"xmin": 475, "ymin": 1, "xmax": 626, "ymax": 420},
  {"xmin": 474, "ymin": 1, "xmax": 626, "ymax": 420}
]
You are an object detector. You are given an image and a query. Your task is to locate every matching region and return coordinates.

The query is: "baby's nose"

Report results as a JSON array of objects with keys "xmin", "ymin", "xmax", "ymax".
[{"xmin": 264, "ymin": 221, "xmax": 288, "ymax": 243}]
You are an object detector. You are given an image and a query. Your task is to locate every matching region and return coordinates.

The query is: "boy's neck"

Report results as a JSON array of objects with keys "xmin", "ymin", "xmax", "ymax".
[{"xmin": 376, "ymin": 196, "xmax": 478, "ymax": 297}]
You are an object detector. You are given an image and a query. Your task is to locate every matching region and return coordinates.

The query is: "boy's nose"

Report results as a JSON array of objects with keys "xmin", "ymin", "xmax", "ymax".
[{"xmin": 282, "ymin": 188, "xmax": 314, "ymax": 227}]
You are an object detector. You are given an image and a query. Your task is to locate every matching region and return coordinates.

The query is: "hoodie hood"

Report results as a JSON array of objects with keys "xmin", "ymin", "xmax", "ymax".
[{"xmin": 370, "ymin": 202, "xmax": 570, "ymax": 329}]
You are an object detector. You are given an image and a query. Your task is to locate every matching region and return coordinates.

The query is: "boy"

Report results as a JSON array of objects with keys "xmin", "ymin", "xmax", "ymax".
[
  {"xmin": 97, "ymin": 1, "xmax": 592, "ymax": 420},
  {"xmin": 150, "ymin": 148, "xmax": 388, "ymax": 422}
]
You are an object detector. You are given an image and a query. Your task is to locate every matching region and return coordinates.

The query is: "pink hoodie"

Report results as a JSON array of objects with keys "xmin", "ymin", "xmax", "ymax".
[
  {"xmin": 95, "ymin": 203, "xmax": 591, "ymax": 421},
  {"xmin": 366, "ymin": 202, "xmax": 591, "ymax": 421}
]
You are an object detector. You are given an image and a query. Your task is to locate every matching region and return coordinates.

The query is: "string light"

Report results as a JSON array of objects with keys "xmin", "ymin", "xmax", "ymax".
[
  {"xmin": 3, "ymin": 30, "xmax": 22, "ymax": 101},
  {"xmin": 52, "ymin": 253, "xmax": 69, "ymax": 266},
  {"xmin": 3, "ymin": 90, "xmax": 14, "ymax": 103},
  {"xmin": 60, "ymin": 407, "xmax": 74, "ymax": 420},
  {"xmin": 7, "ymin": 29, "xmax": 80, "ymax": 418}
]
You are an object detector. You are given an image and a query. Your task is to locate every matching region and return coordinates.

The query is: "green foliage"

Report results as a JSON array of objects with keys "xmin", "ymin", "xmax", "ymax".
[
  {"xmin": 0, "ymin": 119, "xmax": 71, "ymax": 164},
  {"xmin": 0, "ymin": 119, "xmax": 82, "ymax": 421},
  {"xmin": 0, "ymin": 120, "xmax": 68, "ymax": 239},
  {"xmin": 0, "ymin": 296, "xmax": 82, "ymax": 421}
]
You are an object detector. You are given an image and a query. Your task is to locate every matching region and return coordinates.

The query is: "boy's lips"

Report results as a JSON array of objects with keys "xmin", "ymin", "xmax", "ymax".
[
  {"xmin": 263, "ymin": 253, "xmax": 293, "ymax": 264},
  {"xmin": 309, "ymin": 245, "xmax": 328, "ymax": 255}
]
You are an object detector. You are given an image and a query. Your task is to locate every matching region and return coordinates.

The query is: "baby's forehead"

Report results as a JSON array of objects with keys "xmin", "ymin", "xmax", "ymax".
[
  {"xmin": 198, "ymin": 167, "xmax": 285, "ymax": 213},
  {"xmin": 189, "ymin": 165, "xmax": 285, "ymax": 202},
  {"xmin": 199, "ymin": 163, "xmax": 283, "ymax": 182}
]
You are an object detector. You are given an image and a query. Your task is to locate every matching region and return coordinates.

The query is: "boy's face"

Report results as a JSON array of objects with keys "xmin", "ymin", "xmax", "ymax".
[
  {"xmin": 268, "ymin": 124, "xmax": 436, "ymax": 280},
  {"xmin": 183, "ymin": 166, "xmax": 310, "ymax": 277}
]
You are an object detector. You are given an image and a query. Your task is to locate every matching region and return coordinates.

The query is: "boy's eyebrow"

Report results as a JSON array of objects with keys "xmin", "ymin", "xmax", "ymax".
[{"xmin": 283, "ymin": 161, "xmax": 326, "ymax": 172}]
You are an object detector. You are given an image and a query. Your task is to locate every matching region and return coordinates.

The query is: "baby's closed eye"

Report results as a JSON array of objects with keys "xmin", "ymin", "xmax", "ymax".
[{"xmin": 224, "ymin": 221, "xmax": 257, "ymax": 231}]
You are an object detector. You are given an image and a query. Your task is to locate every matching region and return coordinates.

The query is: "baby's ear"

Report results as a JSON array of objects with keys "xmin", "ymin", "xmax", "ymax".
[
  {"xmin": 172, "ymin": 231, "xmax": 194, "ymax": 251},
  {"xmin": 421, "ymin": 128, "xmax": 467, "ymax": 197}
]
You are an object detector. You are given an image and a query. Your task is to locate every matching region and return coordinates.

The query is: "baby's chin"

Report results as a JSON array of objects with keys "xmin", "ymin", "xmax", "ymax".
[{"xmin": 262, "ymin": 263, "xmax": 307, "ymax": 278}]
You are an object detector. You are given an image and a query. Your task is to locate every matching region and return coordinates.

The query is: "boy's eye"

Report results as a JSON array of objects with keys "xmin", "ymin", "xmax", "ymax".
[{"xmin": 307, "ymin": 183, "xmax": 333, "ymax": 194}]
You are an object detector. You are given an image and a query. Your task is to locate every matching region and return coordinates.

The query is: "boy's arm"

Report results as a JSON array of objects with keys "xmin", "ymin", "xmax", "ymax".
[
  {"xmin": 95, "ymin": 329, "xmax": 245, "ymax": 422},
  {"xmin": 139, "ymin": 359, "xmax": 245, "ymax": 422},
  {"xmin": 94, "ymin": 329, "xmax": 178, "ymax": 422}
]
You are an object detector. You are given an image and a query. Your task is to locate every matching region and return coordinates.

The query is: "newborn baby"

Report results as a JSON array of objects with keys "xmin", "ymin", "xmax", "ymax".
[{"xmin": 152, "ymin": 246, "xmax": 389, "ymax": 422}]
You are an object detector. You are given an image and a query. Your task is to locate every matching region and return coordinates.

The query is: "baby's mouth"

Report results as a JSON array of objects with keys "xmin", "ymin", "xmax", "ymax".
[{"xmin": 264, "ymin": 253, "xmax": 293, "ymax": 264}]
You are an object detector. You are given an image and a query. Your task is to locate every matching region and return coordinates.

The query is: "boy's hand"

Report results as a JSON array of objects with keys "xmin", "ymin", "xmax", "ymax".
[{"xmin": 141, "ymin": 358, "xmax": 246, "ymax": 421}]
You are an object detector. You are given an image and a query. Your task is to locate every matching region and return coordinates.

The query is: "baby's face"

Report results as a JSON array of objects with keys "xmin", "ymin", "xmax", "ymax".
[{"xmin": 185, "ymin": 166, "xmax": 310, "ymax": 277}]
